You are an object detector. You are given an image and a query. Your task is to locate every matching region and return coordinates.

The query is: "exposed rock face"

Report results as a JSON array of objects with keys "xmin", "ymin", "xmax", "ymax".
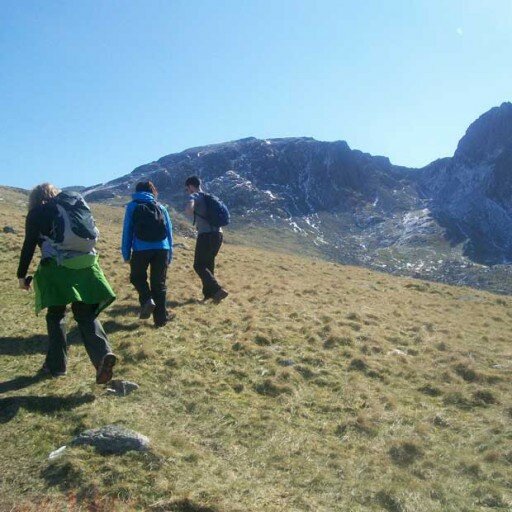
[
  {"xmin": 455, "ymin": 103, "xmax": 512, "ymax": 164},
  {"xmin": 84, "ymin": 102, "xmax": 512, "ymax": 292},
  {"xmin": 419, "ymin": 102, "xmax": 512, "ymax": 263},
  {"xmin": 86, "ymin": 136, "xmax": 417, "ymax": 218}
]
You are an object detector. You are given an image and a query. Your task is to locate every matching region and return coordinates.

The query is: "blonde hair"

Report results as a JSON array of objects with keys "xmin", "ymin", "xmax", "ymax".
[{"xmin": 28, "ymin": 183, "xmax": 60, "ymax": 211}]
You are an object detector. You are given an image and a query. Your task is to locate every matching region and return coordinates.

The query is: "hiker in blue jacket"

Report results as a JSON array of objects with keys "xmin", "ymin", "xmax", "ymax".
[{"xmin": 122, "ymin": 181, "xmax": 173, "ymax": 327}]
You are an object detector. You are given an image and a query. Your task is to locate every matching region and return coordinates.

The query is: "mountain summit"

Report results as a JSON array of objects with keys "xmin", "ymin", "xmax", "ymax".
[
  {"xmin": 455, "ymin": 102, "xmax": 512, "ymax": 163},
  {"xmin": 420, "ymin": 102, "xmax": 512, "ymax": 264}
]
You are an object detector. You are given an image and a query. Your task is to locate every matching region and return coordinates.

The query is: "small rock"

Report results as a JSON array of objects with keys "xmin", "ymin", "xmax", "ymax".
[
  {"xmin": 71, "ymin": 425, "xmax": 150, "ymax": 454},
  {"xmin": 172, "ymin": 242, "xmax": 188, "ymax": 249},
  {"xmin": 491, "ymin": 364, "xmax": 510, "ymax": 370},
  {"xmin": 3, "ymin": 226, "xmax": 15, "ymax": 234},
  {"xmin": 106, "ymin": 380, "xmax": 140, "ymax": 396},
  {"xmin": 387, "ymin": 349, "xmax": 407, "ymax": 356},
  {"xmin": 48, "ymin": 445, "xmax": 67, "ymax": 460},
  {"xmin": 278, "ymin": 359, "xmax": 295, "ymax": 367}
]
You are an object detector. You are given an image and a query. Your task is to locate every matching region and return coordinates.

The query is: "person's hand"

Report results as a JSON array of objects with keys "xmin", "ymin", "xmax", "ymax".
[{"xmin": 18, "ymin": 277, "xmax": 31, "ymax": 291}]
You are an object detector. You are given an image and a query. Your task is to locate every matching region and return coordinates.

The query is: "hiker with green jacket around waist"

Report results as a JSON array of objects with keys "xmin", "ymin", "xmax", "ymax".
[
  {"xmin": 122, "ymin": 181, "xmax": 173, "ymax": 328},
  {"xmin": 17, "ymin": 183, "xmax": 117, "ymax": 384}
]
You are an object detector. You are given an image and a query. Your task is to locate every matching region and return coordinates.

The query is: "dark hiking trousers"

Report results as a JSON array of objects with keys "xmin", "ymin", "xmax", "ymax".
[
  {"xmin": 45, "ymin": 302, "xmax": 112, "ymax": 374},
  {"xmin": 130, "ymin": 249, "xmax": 169, "ymax": 325},
  {"xmin": 193, "ymin": 232, "xmax": 223, "ymax": 299}
]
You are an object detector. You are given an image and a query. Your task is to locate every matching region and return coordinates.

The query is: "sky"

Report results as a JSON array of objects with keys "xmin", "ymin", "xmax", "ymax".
[{"xmin": 1, "ymin": 0, "xmax": 511, "ymax": 189}]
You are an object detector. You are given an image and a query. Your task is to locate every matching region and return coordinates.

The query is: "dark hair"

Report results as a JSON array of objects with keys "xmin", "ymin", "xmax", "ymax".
[
  {"xmin": 185, "ymin": 175, "xmax": 201, "ymax": 188},
  {"xmin": 135, "ymin": 181, "xmax": 158, "ymax": 197}
]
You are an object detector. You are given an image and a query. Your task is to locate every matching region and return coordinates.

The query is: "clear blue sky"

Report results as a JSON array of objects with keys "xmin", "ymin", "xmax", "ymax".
[{"xmin": 1, "ymin": 0, "xmax": 511, "ymax": 189}]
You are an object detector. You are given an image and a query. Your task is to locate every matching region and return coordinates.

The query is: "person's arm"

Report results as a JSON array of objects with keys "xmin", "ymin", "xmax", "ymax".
[
  {"xmin": 162, "ymin": 205, "xmax": 173, "ymax": 264},
  {"xmin": 17, "ymin": 209, "xmax": 40, "ymax": 283},
  {"xmin": 185, "ymin": 193, "xmax": 197, "ymax": 218},
  {"xmin": 121, "ymin": 203, "xmax": 135, "ymax": 262}
]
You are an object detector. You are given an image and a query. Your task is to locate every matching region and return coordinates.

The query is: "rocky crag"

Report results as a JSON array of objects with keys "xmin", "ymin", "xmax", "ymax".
[{"xmin": 85, "ymin": 102, "xmax": 512, "ymax": 293}]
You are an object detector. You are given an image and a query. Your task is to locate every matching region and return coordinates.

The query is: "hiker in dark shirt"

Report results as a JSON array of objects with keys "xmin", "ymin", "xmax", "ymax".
[
  {"xmin": 17, "ymin": 183, "xmax": 117, "ymax": 383},
  {"xmin": 122, "ymin": 181, "xmax": 173, "ymax": 327},
  {"xmin": 185, "ymin": 176, "xmax": 228, "ymax": 303}
]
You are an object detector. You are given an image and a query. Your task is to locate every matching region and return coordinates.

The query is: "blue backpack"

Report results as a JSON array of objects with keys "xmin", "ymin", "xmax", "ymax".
[{"xmin": 195, "ymin": 193, "xmax": 230, "ymax": 228}]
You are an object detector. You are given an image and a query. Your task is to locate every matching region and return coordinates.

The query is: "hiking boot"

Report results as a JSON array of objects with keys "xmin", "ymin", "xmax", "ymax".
[
  {"xmin": 154, "ymin": 311, "xmax": 176, "ymax": 328},
  {"xmin": 139, "ymin": 298, "xmax": 155, "ymax": 319},
  {"xmin": 96, "ymin": 353, "xmax": 117, "ymax": 384},
  {"xmin": 212, "ymin": 288, "xmax": 229, "ymax": 304},
  {"xmin": 39, "ymin": 363, "xmax": 67, "ymax": 378}
]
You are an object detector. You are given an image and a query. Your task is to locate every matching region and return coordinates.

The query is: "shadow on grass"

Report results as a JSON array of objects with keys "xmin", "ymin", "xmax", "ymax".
[
  {"xmin": 107, "ymin": 304, "xmax": 140, "ymax": 318},
  {"xmin": 168, "ymin": 298, "xmax": 199, "ymax": 308},
  {"xmin": 0, "ymin": 373, "xmax": 47, "ymax": 394},
  {"xmin": 41, "ymin": 453, "xmax": 164, "ymax": 506},
  {"xmin": 0, "ymin": 393, "xmax": 95, "ymax": 424},
  {"xmin": 41, "ymin": 460, "xmax": 84, "ymax": 492},
  {"xmin": 0, "ymin": 328, "xmax": 82, "ymax": 356},
  {"xmin": 103, "ymin": 319, "xmax": 140, "ymax": 333},
  {"xmin": 0, "ymin": 334, "xmax": 47, "ymax": 355},
  {"xmin": 107, "ymin": 299, "xmax": 197, "ymax": 320},
  {"xmin": 151, "ymin": 499, "xmax": 220, "ymax": 512}
]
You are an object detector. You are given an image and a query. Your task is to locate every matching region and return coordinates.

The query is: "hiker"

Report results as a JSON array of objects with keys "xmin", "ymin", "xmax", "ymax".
[
  {"xmin": 185, "ymin": 175, "xmax": 229, "ymax": 303},
  {"xmin": 17, "ymin": 183, "xmax": 117, "ymax": 384},
  {"xmin": 122, "ymin": 181, "xmax": 173, "ymax": 327}
]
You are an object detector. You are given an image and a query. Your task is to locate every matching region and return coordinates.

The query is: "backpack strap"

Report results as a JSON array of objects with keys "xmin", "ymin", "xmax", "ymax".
[
  {"xmin": 191, "ymin": 192, "xmax": 203, "ymax": 226},
  {"xmin": 134, "ymin": 199, "xmax": 157, "ymax": 205},
  {"xmin": 133, "ymin": 199, "xmax": 160, "ymax": 214}
]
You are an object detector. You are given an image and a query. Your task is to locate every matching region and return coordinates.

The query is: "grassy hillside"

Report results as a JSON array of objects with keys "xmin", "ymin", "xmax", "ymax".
[{"xmin": 0, "ymin": 186, "xmax": 511, "ymax": 511}]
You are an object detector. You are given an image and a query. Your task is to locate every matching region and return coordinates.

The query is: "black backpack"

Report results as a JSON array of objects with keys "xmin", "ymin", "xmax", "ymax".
[
  {"xmin": 132, "ymin": 201, "xmax": 167, "ymax": 242},
  {"xmin": 194, "ymin": 193, "xmax": 230, "ymax": 228}
]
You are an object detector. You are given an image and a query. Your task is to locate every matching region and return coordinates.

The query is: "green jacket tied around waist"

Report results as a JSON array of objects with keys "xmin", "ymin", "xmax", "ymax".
[{"xmin": 33, "ymin": 254, "xmax": 116, "ymax": 315}]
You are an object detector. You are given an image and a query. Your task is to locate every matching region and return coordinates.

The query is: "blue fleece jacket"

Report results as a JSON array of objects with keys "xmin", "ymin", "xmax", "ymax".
[{"xmin": 122, "ymin": 192, "xmax": 173, "ymax": 262}]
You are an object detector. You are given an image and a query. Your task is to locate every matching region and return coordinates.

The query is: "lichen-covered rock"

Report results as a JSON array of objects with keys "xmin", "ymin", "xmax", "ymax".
[
  {"xmin": 71, "ymin": 425, "xmax": 149, "ymax": 454},
  {"xmin": 106, "ymin": 380, "xmax": 140, "ymax": 396}
]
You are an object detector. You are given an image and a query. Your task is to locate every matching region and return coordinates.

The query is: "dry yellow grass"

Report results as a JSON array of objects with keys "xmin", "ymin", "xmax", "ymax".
[{"xmin": 0, "ymin": 186, "xmax": 511, "ymax": 511}]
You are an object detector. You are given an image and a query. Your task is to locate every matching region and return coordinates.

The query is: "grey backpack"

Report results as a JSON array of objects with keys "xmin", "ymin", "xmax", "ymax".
[{"xmin": 45, "ymin": 192, "xmax": 99, "ymax": 254}]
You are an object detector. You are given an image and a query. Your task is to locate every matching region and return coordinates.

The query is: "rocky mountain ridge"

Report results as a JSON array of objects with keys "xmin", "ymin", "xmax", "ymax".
[{"xmin": 84, "ymin": 102, "xmax": 512, "ymax": 293}]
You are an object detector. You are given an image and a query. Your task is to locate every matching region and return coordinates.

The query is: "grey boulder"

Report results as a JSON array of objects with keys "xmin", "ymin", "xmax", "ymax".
[
  {"xmin": 106, "ymin": 380, "xmax": 140, "ymax": 396},
  {"xmin": 71, "ymin": 425, "xmax": 149, "ymax": 454}
]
